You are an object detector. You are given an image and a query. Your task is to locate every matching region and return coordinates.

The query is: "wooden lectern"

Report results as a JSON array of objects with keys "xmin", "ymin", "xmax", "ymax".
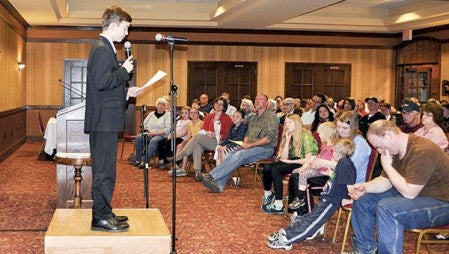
[{"xmin": 55, "ymin": 102, "xmax": 92, "ymax": 208}]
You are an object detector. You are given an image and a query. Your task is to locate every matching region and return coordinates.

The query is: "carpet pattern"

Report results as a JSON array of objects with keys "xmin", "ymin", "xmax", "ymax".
[{"xmin": 0, "ymin": 142, "xmax": 448, "ymax": 253}]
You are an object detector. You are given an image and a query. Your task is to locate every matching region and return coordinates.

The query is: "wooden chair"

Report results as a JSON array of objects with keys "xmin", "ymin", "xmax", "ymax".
[
  {"xmin": 332, "ymin": 146, "xmax": 378, "ymax": 252},
  {"xmin": 411, "ymin": 224, "xmax": 449, "ymax": 254},
  {"xmin": 120, "ymin": 134, "xmax": 136, "ymax": 159},
  {"xmin": 252, "ymin": 124, "xmax": 283, "ymax": 189}
]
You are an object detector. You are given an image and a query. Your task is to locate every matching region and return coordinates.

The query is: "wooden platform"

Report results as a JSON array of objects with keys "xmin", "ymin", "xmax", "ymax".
[{"xmin": 45, "ymin": 209, "xmax": 171, "ymax": 254}]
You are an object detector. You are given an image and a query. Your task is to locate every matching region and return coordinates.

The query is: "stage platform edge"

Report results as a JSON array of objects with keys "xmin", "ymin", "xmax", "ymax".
[{"xmin": 45, "ymin": 208, "xmax": 171, "ymax": 254}]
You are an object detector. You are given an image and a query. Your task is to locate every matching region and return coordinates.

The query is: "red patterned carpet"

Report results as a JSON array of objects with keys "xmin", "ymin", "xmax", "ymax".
[{"xmin": 0, "ymin": 142, "xmax": 448, "ymax": 253}]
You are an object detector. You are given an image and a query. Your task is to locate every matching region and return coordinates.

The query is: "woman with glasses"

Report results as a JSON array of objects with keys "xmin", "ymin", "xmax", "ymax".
[
  {"xmin": 173, "ymin": 97, "xmax": 233, "ymax": 181},
  {"xmin": 414, "ymin": 101, "xmax": 448, "ymax": 150}
]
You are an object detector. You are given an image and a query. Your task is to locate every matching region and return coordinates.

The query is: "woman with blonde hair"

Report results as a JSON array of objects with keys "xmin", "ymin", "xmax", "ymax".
[{"xmin": 261, "ymin": 114, "xmax": 318, "ymax": 214}]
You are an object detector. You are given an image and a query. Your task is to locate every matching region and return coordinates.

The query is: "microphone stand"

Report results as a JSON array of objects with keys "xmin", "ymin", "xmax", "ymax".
[
  {"xmin": 168, "ymin": 41, "xmax": 178, "ymax": 254},
  {"xmin": 141, "ymin": 105, "xmax": 150, "ymax": 208}
]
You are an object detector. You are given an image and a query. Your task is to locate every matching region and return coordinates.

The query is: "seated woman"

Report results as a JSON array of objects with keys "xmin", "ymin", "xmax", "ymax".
[
  {"xmin": 174, "ymin": 97, "xmax": 233, "ymax": 181},
  {"xmin": 267, "ymin": 138, "xmax": 357, "ymax": 251},
  {"xmin": 288, "ymin": 110, "xmax": 371, "ymax": 215},
  {"xmin": 240, "ymin": 98, "xmax": 255, "ymax": 124},
  {"xmin": 288, "ymin": 121, "xmax": 337, "ymax": 210},
  {"xmin": 131, "ymin": 97, "xmax": 171, "ymax": 168},
  {"xmin": 261, "ymin": 114, "xmax": 318, "ymax": 215},
  {"xmin": 414, "ymin": 101, "xmax": 448, "ymax": 151}
]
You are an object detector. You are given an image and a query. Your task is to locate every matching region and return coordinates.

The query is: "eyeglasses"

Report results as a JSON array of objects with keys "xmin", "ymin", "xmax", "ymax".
[
  {"xmin": 422, "ymin": 112, "xmax": 434, "ymax": 118},
  {"xmin": 215, "ymin": 102, "xmax": 224, "ymax": 106}
]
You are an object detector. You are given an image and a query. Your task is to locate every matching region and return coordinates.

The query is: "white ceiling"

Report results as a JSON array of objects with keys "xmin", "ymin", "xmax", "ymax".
[{"xmin": 7, "ymin": 0, "xmax": 449, "ymax": 33}]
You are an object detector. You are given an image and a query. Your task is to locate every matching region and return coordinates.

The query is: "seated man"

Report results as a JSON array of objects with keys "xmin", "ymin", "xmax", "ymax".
[
  {"xmin": 345, "ymin": 120, "xmax": 449, "ymax": 254},
  {"xmin": 201, "ymin": 93, "xmax": 279, "ymax": 193}
]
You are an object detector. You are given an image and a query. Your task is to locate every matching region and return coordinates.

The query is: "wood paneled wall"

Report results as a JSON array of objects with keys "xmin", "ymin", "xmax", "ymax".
[
  {"xmin": 0, "ymin": 9, "xmax": 26, "ymax": 111},
  {"xmin": 25, "ymin": 42, "xmax": 396, "ymax": 107}
]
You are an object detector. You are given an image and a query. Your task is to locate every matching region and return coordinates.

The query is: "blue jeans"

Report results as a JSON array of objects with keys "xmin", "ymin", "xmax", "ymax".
[
  {"xmin": 209, "ymin": 146, "xmax": 274, "ymax": 191},
  {"xmin": 351, "ymin": 188, "xmax": 449, "ymax": 254},
  {"xmin": 135, "ymin": 133, "xmax": 165, "ymax": 163}
]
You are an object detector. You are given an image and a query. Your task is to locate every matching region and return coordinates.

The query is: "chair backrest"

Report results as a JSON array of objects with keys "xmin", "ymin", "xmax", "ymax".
[
  {"xmin": 365, "ymin": 145, "xmax": 378, "ymax": 182},
  {"xmin": 272, "ymin": 124, "xmax": 283, "ymax": 157},
  {"xmin": 36, "ymin": 110, "xmax": 45, "ymax": 135}
]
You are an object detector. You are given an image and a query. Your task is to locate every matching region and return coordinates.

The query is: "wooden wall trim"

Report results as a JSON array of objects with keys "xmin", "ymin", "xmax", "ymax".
[
  {"xmin": 26, "ymin": 26, "xmax": 401, "ymax": 49},
  {"xmin": 0, "ymin": 0, "xmax": 27, "ymax": 37}
]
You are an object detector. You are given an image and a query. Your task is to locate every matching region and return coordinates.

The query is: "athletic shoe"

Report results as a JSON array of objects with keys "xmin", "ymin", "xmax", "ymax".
[
  {"xmin": 267, "ymin": 229, "xmax": 292, "ymax": 250},
  {"xmin": 267, "ymin": 228, "xmax": 286, "ymax": 242},
  {"xmin": 168, "ymin": 165, "xmax": 187, "ymax": 177},
  {"xmin": 261, "ymin": 193, "xmax": 275, "ymax": 206},
  {"xmin": 261, "ymin": 203, "xmax": 284, "ymax": 215},
  {"xmin": 288, "ymin": 197, "xmax": 305, "ymax": 210}
]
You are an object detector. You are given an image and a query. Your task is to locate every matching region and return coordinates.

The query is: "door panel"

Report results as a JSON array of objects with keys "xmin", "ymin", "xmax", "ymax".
[
  {"xmin": 188, "ymin": 61, "xmax": 257, "ymax": 107},
  {"xmin": 285, "ymin": 63, "xmax": 351, "ymax": 102}
]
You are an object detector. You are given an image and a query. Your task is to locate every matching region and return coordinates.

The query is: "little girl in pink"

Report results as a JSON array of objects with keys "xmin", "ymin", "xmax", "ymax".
[{"xmin": 288, "ymin": 121, "xmax": 337, "ymax": 209}]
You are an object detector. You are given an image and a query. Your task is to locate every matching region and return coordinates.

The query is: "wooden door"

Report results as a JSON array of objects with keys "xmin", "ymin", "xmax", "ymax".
[
  {"xmin": 285, "ymin": 63, "xmax": 351, "ymax": 102},
  {"xmin": 397, "ymin": 66, "xmax": 433, "ymax": 103},
  {"xmin": 188, "ymin": 61, "xmax": 257, "ymax": 107}
]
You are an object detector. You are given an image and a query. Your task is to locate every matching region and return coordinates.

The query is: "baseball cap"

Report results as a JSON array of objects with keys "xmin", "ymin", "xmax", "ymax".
[
  {"xmin": 365, "ymin": 96, "xmax": 379, "ymax": 103},
  {"xmin": 401, "ymin": 101, "xmax": 420, "ymax": 112}
]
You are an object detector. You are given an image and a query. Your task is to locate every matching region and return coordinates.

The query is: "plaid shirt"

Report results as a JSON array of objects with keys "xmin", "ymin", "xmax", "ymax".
[{"xmin": 246, "ymin": 109, "xmax": 279, "ymax": 147}]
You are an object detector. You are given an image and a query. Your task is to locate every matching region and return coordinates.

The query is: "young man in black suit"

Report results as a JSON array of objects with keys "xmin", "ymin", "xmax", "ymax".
[{"xmin": 84, "ymin": 6, "xmax": 142, "ymax": 232}]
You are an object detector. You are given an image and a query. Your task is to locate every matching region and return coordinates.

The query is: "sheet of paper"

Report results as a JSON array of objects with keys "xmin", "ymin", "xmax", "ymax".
[{"xmin": 140, "ymin": 70, "xmax": 167, "ymax": 90}]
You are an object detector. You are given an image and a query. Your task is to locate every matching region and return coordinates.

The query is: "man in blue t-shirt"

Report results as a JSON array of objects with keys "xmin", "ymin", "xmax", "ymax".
[{"xmin": 267, "ymin": 138, "xmax": 357, "ymax": 250}]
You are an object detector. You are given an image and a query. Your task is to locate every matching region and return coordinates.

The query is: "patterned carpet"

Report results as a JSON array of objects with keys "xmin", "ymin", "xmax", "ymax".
[{"xmin": 0, "ymin": 142, "xmax": 448, "ymax": 253}]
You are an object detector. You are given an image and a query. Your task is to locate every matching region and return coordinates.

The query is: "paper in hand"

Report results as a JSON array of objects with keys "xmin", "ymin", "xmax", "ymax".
[{"xmin": 140, "ymin": 70, "xmax": 167, "ymax": 90}]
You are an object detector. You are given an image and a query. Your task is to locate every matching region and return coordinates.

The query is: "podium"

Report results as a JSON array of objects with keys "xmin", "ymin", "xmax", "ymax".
[{"xmin": 55, "ymin": 102, "xmax": 92, "ymax": 208}]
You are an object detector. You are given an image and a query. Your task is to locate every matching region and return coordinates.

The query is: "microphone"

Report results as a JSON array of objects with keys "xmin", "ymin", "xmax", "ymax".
[
  {"xmin": 124, "ymin": 41, "xmax": 131, "ymax": 58},
  {"xmin": 155, "ymin": 33, "xmax": 188, "ymax": 43}
]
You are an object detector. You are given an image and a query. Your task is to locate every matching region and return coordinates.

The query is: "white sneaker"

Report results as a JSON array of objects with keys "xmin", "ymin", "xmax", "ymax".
[{"xmin": 267, "ymin": 229, "xmax": 292, "ymax": 250}]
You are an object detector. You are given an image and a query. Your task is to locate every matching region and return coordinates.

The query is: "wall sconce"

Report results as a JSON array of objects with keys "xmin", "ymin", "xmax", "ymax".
[{"xmin": 18, "ymin": 62, "xmax": 25, "ymax": 71}]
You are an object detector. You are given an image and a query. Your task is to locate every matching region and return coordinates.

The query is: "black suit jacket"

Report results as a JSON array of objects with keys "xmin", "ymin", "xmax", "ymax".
[{"xmin": 84, "ymin": 36, "xmax": 130, "ymax": 133}]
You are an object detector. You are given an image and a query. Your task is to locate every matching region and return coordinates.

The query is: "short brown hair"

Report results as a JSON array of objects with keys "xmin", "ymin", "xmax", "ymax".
[
  {"xmin": 102, "ymin": 6, "xmax": 132, "ymax": 30},
  {"xmin": 367, "ymin": 119, "xmax": 400, "ymax": 137}
]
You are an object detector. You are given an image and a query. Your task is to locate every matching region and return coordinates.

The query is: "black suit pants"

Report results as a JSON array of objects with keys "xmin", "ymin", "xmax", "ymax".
[{"xmin": 89, "ymin": 131, "xmax": 118, "ymax": 220}]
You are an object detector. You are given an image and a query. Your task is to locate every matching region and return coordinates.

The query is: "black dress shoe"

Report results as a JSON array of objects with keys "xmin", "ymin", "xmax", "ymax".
[
  {"xmin": 112, "ymin": 213, "xmax": 128, "ymax": 223},
  {"xmin": 91, "ymin": 217, "xmax": 129, "ymax": 232}
]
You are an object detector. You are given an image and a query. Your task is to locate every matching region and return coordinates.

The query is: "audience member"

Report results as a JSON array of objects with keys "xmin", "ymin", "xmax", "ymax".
[
  {"xmin": 200, "ymin": 93, "xmax": 279, "ymax": 193},
  {"xmin": 199, "ymin": 93, "xmax": 213, "ymax": 113},
  {"xmin": 131, "ymin": 97, "xmax": 171, "ymax": 168},
  {"xmin": 359, "ymin": 96, "xmax": 386, "ymax": 136},
  {"xmin": 220, "ymin": 92, "xmax": 237, "ymax": 116},
  {"xmin": 174, "ymin": 108, "xmax": 203, "ymax": 177},
  {"xmin": 414, "ymin": 101, "xmax": 448, "ymax": 150},
  {"xmin": 400, "ymin": 100, "xmax": 423, "ymax": 133},
  {"xmin": 261, "ymin": 114, "xmax": 318, "ymax": 214},
  {"xmin": 279, "ymin": 97, "xmax": 302, "ymax": 124},
  {"xmin": 379, "ymin": 102, "xmax": 392, "ymax": 120},
  {"xmin": 158, "ymin": 106, "xmax": 190, "ymax": 174},
  {"xmin": 240, "ymin": 98, "xmax": 255, "ymax": 124},
  {"xmin": 274, "ymin": 96, "xmax": 283, "ymax": 113},
  {"xmin": 216, "ymin": 110, "xmax": 248, "ymax": 166},
  {"xmin": 343, "ymin": 97, "xmax": 356, "ymax": 111},
  {"xmin": 345, "ymin": 120, "xmax": 449, "ymax": 254},
  {"xmin": 174, "ymin": 97, "xmax": 232, "ymax": 180},
  {"xmin": 310, "ymin": 104, "xmax": 335, "ymax": 134},
  {"xmin": 267, "ymin": 138, "xmax": 357, "ymax": 251},
  {"xmin": 191, "ymin": 99, "xmax": 205, "ymax": 119},
  {"xmin": 301, "ymin": 94, "xmax": 326, "ymax": 129},
  {"xmin": 288, "ymin": 122, "xmax": 337, "ymax": 210},
  {"xmin": 288, "ymin": 110, "xmax": 370, "ymax": 215}
]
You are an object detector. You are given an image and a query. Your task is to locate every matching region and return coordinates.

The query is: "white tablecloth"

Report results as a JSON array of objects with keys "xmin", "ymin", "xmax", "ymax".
[{"xmin": 44, "ymin": 117, "xmax": 57, "ymax": 155}]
